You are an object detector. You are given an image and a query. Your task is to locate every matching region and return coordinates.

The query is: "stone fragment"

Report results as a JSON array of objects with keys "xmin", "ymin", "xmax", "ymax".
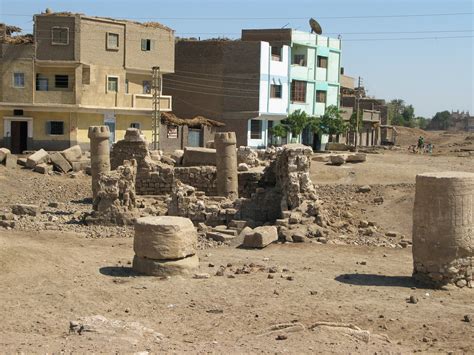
[
  {"xmin": 61, "ymin": 145, "xmax": 83, "ymax": 164},
  {"xmin": 357, "ymin": 185, "xmax": 371, "ymax": 193},
  {"xmin": 212, "ymin": 227, "xmax": 237, "ymax": 236},
  {"xmin": 50, "ymin": 152, "xmax": 72, "ymax": 173},
  {"xmin": 71, "ymin": 159, "xmax": 90, "ymax": 172},
  {"xmin": 193, "ymin": 273, "xmax": 211, "ymax": 279},
  {"xmin": 312, "ymin": 155, "xmax": 330, "ymax": 163},
  {"xmin": 134, "ymin": 216, "xmax": 197, "ymax": 260},
  {"xmin": 374, "ymin": 196, "xmax": 384, "ymax": 204},
  {"xmin": 132, "ymin": 254, "xmax": 199, "ymax": 277},
  {"xmin": 171, "ymin": 150, "xmax": 184, "ymax": 165},
  {"xmin": 206, "ymin": 231, "xmax": 235, "ymax": 242},
  {"xmin": 346, "ymin": 153, "xmax": 367, "ymax": 163},
  {"xmin": 329, "ymin": 155, "xmax": 346, "ymax": 165},
  {"xmin": 26, "ymin": 149, "xmax": 49, "ymax": 168},
  {"xmin": 12, "ymin": 204, "xmax": 39, "ymax": 216},
  {"xmin": 238, "ymin": 163, "xmax": 249, "ymax": 172},
  {"xmin": 0, "ymin": 148, "xmax": 11, "ymax": 163},
  {"xmin": 34, "ymin": 163, "xmax": 53, "ymax": 174},
  {"xmin": 243, "ymin": 226, "xmax": 278, "ymax": 248},
  {"xmin": 17, "ymin": 158, "xmax": 27, "ymax": 166},
  {"xmin": 5, "ymin": 154, "xmax": 17, "ymax": 168}
]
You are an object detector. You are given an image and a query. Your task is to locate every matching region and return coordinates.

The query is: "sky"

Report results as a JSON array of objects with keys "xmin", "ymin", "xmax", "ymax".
[{"xmin": 1, "ymin": 0, "xmax": 473, "ymax": 118}]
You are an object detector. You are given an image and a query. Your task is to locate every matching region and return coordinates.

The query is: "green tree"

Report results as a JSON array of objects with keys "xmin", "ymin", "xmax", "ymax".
[
  {"xmin": 321, "ymin": 105, "xmax": 347, "ymax": 138},
  {"xmin": 270, "ymin": 124, "xmax": 288, "ymax": 138},
  {"xmin": 280, "ymin": 109, "xmax": 311, "ymax": 142},
  {"xmin": 430, "ymin": 110, "xmax": 451, "ymax": 130}
]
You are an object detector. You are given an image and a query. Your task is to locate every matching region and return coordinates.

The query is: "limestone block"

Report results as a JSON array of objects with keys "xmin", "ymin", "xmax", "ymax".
[
  {"xmin": 61, "ymin": 145, "xmax": 83, "ymax": 164},
  {"xmin": 17, "ymin": 158, "xmax": 27, "ymax": 166},
  {"xmin": 50, "ymin": 152, "xmax": 72, "ymax": 173},
  {"xmin": 413, "ymin": 171, "xmax": 474, "ymax": 287},
  {"xmin": 132, "ymin": 254, "xmax": 199, "ymax": 277},
  {"xmin": 0, "ymin": 148, "xmax": 11, "ymax": 163},
  {"xmin": 134, "ymin": 216, "xmax": 197, "ymax": 260},
  {"xmin": 12, "ymin": 204, "xmax": 39, "ymax": 216},
  {"xmin": 243, "ymin": 226, "xmax": 278, "ymax": 248},
  {"xmin": 5, "ymin": 154, "xmax": 17, "ymax": 168},
  {"xmin": 329, "ymin": 155, "xmax": 346, "ymax": 166},
  {"xmin": 183, "ymin": 147, "xmax": 216, "ymax": 166},
  {"xmin": 71, "ymin": 159, "xmax": 91, "ymax": 172},
  {"xmin": 326, "ymin": 142, "xmax": 350, "ymax": 151},
  {"xmin": 34, "ymin": 163, "xmax": 53, "ymax": 174},
  {"xmin": 346, "ymin": 153, "xmax": 367, "ymax": 163},
  {"xmin": 26, "ymin": 149, "xmax": 49, "ymax": 168},
  {"xmin": 206, "ymin": 231, "xmax": 235, "ymax": 242},
  {"xmin": 171, "ymin": 150, "xmax": 184, "ymax": 165}
]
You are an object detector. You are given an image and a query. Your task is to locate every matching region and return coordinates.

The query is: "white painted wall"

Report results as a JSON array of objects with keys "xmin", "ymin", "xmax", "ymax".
[
  {"xmin": 316, "ymin": 67, "xmax": 327, "ymax": 81},
  {"xmin": 328, "ymin": 52, "xmax": 340, "ymax": 83},
  {"xmin": 327, "ymin": 85, "xmax": 339, "ymax": 107}
]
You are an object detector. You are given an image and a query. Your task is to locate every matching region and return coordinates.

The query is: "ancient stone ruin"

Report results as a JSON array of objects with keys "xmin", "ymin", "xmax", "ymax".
[
  {"xmin": 88, "ymin": 126, "xmax": 111, "ymax": 209},
  {"xmin": 412, "ymin": 171, "xmax": 474, "ymax": 288},
  {"xmin": 132, "ymin": 216, "xmax": 199, "ymax": 276}
]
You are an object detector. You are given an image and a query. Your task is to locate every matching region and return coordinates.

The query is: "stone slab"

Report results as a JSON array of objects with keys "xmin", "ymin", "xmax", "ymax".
[
  {"xmin": 34, "ymin": 163, "xmax": 53, "ymax": 174},
  {"xmin": 0, "ymin": 148, "xmax": 11, "ymax": 163},
  {"xmin": 206, "ymin": 231, "xmax": 235, "ymax": 242},
  {"xmin": 132, "ymin": 254, "xmax": 199, "ymax": 277},
  {"xmin": 183, "ymin": 147, "xmax": 216, "ymax": 166},
  {"xmin": 134, "ymin": 216, "xmax": 197, "ymax": 260},
  {"xmin": 71, "ymin": 159, "xmax": 91, "ymax": 172},
  {"xmin": 26, "ymin": 149, "xmax": 49, "ymax": 168},
  {"xmin": 329, "ymin": 155, "xmax": 346, "ymax": 166},
  {"xmin": 50, "ymin": 152, "xmax": 72, "ymax": 173},
  {"xmin": 61, "ymin": 145, "xmax": 83, "ymax": 164},
  {"xmin": 243, "ymin": 226, "xmax": 278, "ymax": 248},
  {"xmin": 346, "ymin": 153, "xmax": 367, "ymax": 163},
  {"xmin": 5, "ymin": 153, "xmax": 17, "ymax": 168}
]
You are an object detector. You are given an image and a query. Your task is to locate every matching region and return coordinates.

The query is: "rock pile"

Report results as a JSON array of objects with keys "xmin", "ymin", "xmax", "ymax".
[{"xmin": 132, "ymin": 216, "xmax": 199, "ymax": 276}]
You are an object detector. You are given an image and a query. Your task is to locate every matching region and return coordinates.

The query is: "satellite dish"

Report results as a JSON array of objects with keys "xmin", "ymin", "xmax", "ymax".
[{"xmin": 309, "ymin": 18, "xmax": 322, "ymax": 35}]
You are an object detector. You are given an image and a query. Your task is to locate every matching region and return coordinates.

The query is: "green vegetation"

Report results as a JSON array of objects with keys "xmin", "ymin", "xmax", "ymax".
[{"xmin": 388, "ymin": 99, "xmax": 428, "ymax": 129}]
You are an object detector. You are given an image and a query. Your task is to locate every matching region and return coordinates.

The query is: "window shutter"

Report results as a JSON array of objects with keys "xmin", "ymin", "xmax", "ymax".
[
  {"xmin": 46, "ymin": 121, "xmax": 51, "ymax": 135},
  {"xmin": 141, "ymin": 39, "xmax": 146, "ymax": 51}
]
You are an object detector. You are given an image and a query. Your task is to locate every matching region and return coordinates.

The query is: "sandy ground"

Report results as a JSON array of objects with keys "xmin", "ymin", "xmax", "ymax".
[{"xmin": 0, "ymin": 129, "xmax": 473, "ymax": 353}]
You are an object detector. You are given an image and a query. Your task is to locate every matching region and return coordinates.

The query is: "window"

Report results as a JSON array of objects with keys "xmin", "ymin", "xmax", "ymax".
[
  {"xmin": 130, "ymin": 123, "xmax": 140, "ymax": 129},
  {"xmin": 271, "ymin": 46, "xmax": 281, "ymax": 61},
  {"xmin": 250, "ymin": 119, "xmax": 262, "ymax": 140},
  {"xmin": 316, "ymin": 90, "xmax": 327, "ymax": 103},
  {"xmin": 107, "ymin": 33, "xmax": 119, "ymax": 50},
  {"xmin": 125, "ymin": 79, "xmax": 129, "ymax": 94},
  {"xmin": 291, "ymin": 80, "xmax": 306, "ymax": 102},
  {"xmin": 55, "ymin": 75, "xmax": 69, "ymax": 89},
  {"xmin": 13, "ymin": 73, "xmax": 25, "ymax": 88},
  {"xmin": 141, "ymin": 39, "xmax": 152, "ymax": 51},
  {"xmin": 293, "ymin": 54, "xmax": 306, "ymax": 66},
  {"xmin": 270, "ymin": 84, "xmax": 282, "ymax": 98},
  {"xmin": 317, "ymin": 56, "xmax": 328, "ymax": 68},
  {"xmin": 13, "ymin": 109, "xmax": 24, "ymax": 116},
  {"xmin": 47, "ymin": 121, "xmax": 64, "ymax": 135},
  {"xmin": 107, "ymin": 76, "xmax": 119, "ymax": 92},
  {"xmin": 143, "ymin": 80, "xmax": 151, "ymax": 94},
  {"xmin": 51, "ymin": 27, "xmax": 69, "ymax": 45},
  {"xmin": 36, "ymin": 74, "xmax": 49, "ymax": 91}
]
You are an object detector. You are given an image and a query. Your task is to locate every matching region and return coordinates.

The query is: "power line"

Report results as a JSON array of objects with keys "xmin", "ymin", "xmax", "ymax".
[
  {"xmin": 163, "ymin": 84, "xmax": 257, "ymax": 98},
  {"xmin": 164, "ymin": 77, "xmax": 260, "ymax": 93},
  {"xmin": 344, "ymin": 35, "xmax": 474, "ymax": 41},
  {"xmin": 2, "ymin": 11, "xmax": 473, "ymax": 20}
]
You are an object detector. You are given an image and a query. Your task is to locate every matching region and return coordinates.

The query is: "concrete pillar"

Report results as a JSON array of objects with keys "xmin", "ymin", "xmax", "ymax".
[
  {"xmin": 214, "ymin": 132, "xmax": 238, "ymax": 200},
  {"xmin": 413, "ymin": 172, "xmax": 474, "ymax": 288},
  {"xmin": 88, "ymin": 126, "xmax": 111, "ymax": 209}
]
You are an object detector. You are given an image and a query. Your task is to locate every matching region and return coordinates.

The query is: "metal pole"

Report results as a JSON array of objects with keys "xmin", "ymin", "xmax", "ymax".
[
  {"xmin": 152, "ymin": 66, "xmax": 161, "ymax": 151},
  {"xmin": 355, "ymin": 76, "xmax": 361, "ymax": 150}
]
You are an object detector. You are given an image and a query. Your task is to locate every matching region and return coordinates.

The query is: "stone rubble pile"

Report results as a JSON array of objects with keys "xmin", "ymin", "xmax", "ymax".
[{"xmin": 132, "ymin": 216, "xmax": 199, "ymax": 276}]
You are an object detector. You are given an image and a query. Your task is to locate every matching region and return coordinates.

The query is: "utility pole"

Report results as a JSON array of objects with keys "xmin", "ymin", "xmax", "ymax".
[
  {"xmin": 354, "ymin": 76, "xmax": 363, "ymax": 151},
  {"xmin": 152, "ymin": 66, "xmax": 161, "ymax": 151}
]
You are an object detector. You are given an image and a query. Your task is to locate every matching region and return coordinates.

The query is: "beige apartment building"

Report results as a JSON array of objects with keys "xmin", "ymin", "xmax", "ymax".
[{"xmin": 0, "ymin": 12, "xmax": 174, "ymax": 153}]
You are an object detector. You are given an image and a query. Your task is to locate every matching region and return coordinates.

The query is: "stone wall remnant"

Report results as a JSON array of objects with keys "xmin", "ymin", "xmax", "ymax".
[
  {"xmin": 215, "ymin": 132, "xmax": 238, "ymax": 200},
  {"xmin": 132, "ymin": 216, "xmax": 199, "ymax": 276},
  {"xmin": 88, "ymin": 126, "xmax": 111, "ymax": 208},
  {"xmin": 413, "ymin": 171, "xmax": 473, "ymax": 288}
]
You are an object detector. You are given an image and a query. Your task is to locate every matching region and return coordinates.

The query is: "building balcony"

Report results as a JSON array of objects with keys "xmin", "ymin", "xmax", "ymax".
[{"xmin": 133, "ymin": 94, "xmax": 172, "ymax": 111}]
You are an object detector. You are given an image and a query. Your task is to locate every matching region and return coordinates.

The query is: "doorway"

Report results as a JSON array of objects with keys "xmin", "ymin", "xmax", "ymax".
[{"xmin": 10, "ymin": 121, "xmax": 28, "ymax": 154}]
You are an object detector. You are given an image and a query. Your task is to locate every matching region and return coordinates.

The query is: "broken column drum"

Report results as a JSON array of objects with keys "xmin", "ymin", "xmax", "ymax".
[
  {"xmin": 132, "ymin": 216, "xmax": 199, "ymax": 277},
  {"xmin": 214, "ymin": 132, "xmax": 238, "ymax": 200},
  {"xmin": 412, "ymin": 172, "xmax": 473, "ymax": 288},
  {"xmin": 88, "ymin": 126, "xmax": 111, "ymax": 209}
]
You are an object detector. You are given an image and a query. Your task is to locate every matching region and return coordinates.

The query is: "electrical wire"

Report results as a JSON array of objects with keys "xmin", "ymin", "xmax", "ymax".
[{"xmin": 164, "ymin": 77, "xmax": 260, "ymax": 93}]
